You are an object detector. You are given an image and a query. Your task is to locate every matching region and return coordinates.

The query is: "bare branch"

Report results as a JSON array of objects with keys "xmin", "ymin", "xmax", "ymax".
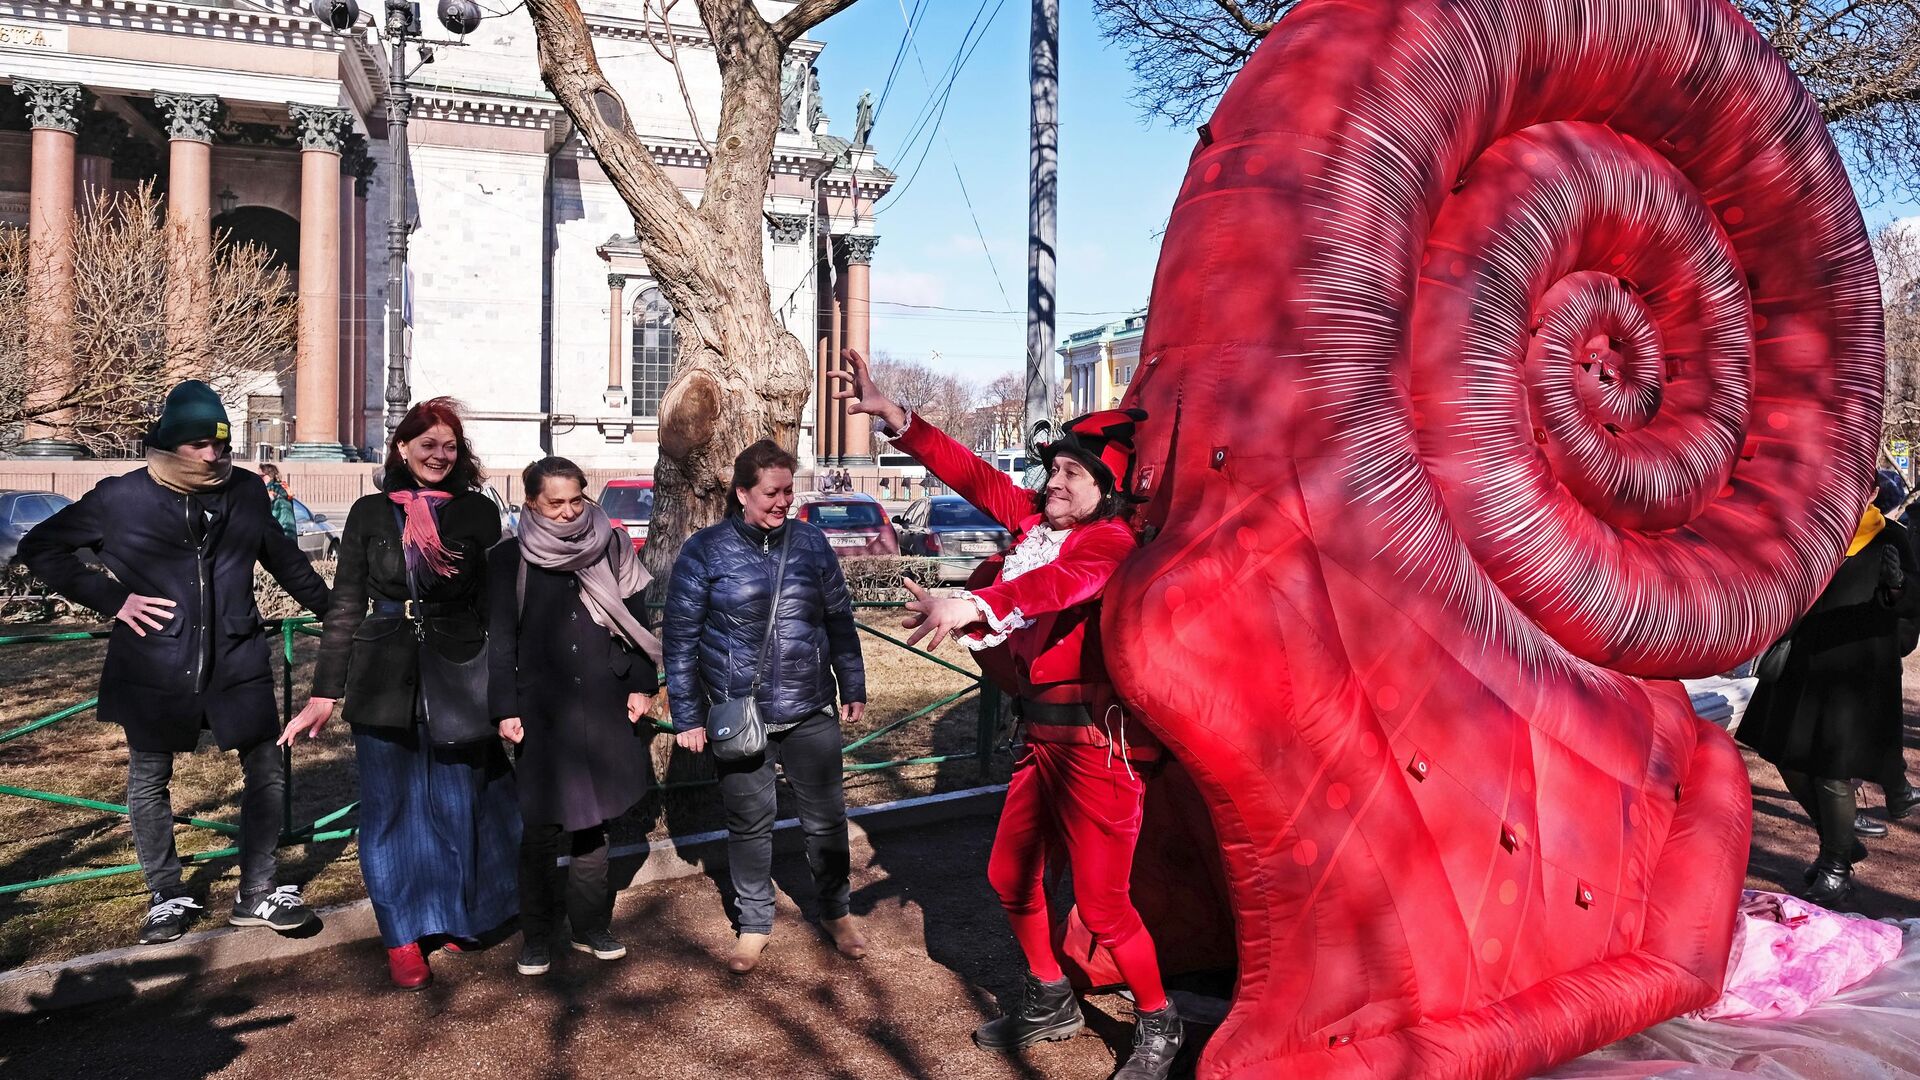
[
  {"xmin": 772, "ymin": 0, "xmax": 864, "ymax": 46},
  {"xmin": 1213, "ymin": 0, "xmax": 1275, "ymax": 37}
]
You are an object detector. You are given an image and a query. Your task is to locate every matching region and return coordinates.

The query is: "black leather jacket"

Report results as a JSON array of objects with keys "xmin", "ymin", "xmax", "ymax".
[{"xmin": 663, "ymin": 515, "xmax": 864, "ymax": 733}]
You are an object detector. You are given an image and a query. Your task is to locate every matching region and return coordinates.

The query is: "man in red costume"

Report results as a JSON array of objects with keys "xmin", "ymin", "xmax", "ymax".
[{"xmin": 833, "ymin": 349, "xmax": 1181, "ymax": 1080}]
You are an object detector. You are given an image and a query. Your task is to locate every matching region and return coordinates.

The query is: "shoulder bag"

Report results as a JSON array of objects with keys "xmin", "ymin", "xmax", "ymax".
[
  {"xmin": 396, "ymin": 507, "xmax": 493, "ymax": 746},
  {"xmin": 706, "ymin": 529, "xmax": 791, "ymax": 762}
]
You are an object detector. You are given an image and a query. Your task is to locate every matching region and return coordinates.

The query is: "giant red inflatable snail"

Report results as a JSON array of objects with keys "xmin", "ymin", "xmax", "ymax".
[{"xmin": 1100, "ymin": 0, "xmax": 1884, "ymax": 1076}]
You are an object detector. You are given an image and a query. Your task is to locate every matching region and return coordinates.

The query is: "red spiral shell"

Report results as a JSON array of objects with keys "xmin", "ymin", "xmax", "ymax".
[{"xmin": 1097, "ymin": 0, "xmax": 1883, "ymax": 1077}]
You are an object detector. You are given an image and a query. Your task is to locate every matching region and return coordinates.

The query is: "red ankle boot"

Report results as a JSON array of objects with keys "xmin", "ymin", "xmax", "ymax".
[{"xmin": 387, "ymin": 943, "xmax": 431, "ymax": 991}]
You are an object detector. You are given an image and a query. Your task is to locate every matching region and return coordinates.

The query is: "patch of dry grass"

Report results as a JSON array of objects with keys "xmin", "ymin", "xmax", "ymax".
[{"xmin": 0, "ymin": 607, "xmax": 1010, "ymax": 971}]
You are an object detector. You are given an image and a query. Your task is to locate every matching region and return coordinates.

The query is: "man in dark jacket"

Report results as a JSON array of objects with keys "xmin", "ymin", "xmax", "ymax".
[{"xmin": 20, "ymin": 381, "xmax": 332, "ymax": 945}]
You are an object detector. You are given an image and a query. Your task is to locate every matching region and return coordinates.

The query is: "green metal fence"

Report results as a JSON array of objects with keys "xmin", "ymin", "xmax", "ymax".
[{"xmin": 0, "ymin": 604, "xmax": 1002, "ymax": 896}]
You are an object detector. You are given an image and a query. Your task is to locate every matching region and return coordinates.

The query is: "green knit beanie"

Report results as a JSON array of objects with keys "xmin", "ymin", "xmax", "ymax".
[{"xmin": 147, "ymin": 380, "xmax": 231, "ymax": 451}]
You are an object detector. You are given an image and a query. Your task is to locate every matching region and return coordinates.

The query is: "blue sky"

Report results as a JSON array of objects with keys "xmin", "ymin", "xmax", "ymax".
[
  {"xmin": 810, "ymin": 3, "xmax": 1919, "ymax": 386},
  {"xmin": 812, "ymin": 1, "xmax": 1193, "ymax": 384}
]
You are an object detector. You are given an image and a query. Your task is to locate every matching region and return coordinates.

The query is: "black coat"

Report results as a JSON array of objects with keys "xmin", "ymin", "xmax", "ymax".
[
  {"xmin": 311, "ymin": 488, "xmax": 500, "ymax": 730},
  {"xmin": 1740, "ymin": 523, "xmax": 1917, "ymax": 779},
  {"xmin": 19, "ymin": 467, "xmax": 330, "ymax": 752},
  {"xmin": 487, "ymin": 539, "xmax": 658, "ymax": 829},
  {"xmin": 663, "ymin": 516, "xmax": 865, "ymax": 734}
]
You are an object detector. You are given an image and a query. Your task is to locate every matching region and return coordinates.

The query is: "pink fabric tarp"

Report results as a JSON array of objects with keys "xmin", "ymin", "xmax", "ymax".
[{"xmin": 1541, "ymin": 920, "xmax": 1920, "ymax": 1078}]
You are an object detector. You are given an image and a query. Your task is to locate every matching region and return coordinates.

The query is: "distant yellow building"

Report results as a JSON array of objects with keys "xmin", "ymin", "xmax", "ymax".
[{"xmin": 1059, "ymin": 309, "xmax": 1146, "ymax": 414}]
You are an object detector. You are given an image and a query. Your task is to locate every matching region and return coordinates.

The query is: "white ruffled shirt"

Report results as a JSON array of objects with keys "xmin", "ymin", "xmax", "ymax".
[{"xmin": 960, "ymin": 525, "xmax": 1072, "ymax": 650}]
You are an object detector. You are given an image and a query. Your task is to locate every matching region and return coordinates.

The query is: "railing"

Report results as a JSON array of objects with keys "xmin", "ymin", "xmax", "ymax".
[{"xmin": 0, "ymin": 603, "xmax": 1001, "ymax": 896}]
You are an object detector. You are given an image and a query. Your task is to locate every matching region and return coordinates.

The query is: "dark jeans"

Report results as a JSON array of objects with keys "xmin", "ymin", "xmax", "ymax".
[
  {"xmin": 1778, "ymin": 768, "xmax": 1859, "ymax": 864},
  {"xmin": 129, "ymin": 740, "xmax": 282, "ymax": 901},
  {"xmin": 518, "ymin": 822, "xmax": 610, "ymax": 941},
  {"xmin": 716, "ymin": 708, "xmax": 850, "ymax": 935}
]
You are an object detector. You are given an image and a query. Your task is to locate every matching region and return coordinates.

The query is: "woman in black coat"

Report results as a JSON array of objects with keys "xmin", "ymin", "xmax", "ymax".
[
  {"xmin": 1740, "ymin": 499, "xmax": 1918, "ymax": 904},
  {"xmin": 280, "ymin": 398, "xmax": 516, "ymax": 990},
  {"xmin": 488, "ymin": 457, "xmax": 659, "ymax": 977},
  {"xmin": 664, "ymin": 439, "xmax": 867, "ymax": 974}
]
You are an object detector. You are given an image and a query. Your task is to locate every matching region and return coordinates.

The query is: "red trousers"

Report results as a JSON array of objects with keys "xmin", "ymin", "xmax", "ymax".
[{"xmin": 988, "ymin": 739, "xmax": 1159, "ymax": 987}]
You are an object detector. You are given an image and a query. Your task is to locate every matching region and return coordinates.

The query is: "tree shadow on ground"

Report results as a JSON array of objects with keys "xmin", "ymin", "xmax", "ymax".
[{"xmin": 0, "ymin": 955, "xmax": 289, "ymax": 1080}]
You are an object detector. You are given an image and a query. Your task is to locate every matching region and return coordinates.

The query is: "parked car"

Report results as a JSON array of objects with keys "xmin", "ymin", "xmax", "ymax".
[
  {"xmin": 794, "ymin": 492, "xmax": 899, "ymax": 556},
  {"xmin": 289, "ymin": 498, "xmax": 342, "ymax": 561},
  {"xmin": 481, "ymin": 482, "xmax": 520, "ymax": 535},
  {"xmin": 600, "ymin": 477, "xmax": 654, "ymax": 551},
  {"xmin": 894, "ymin": 495, "xmax": 1012, "ymax": 583},
  {"xmin": 0, "ymin": 490, "xmax": 72, "ymax": 570}
]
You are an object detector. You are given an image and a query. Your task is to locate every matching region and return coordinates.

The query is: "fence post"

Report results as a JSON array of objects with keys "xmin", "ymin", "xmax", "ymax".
[
  {"xmin": 280, "ymin": 620, "xmax": 295, "ymax": 842},
  {"xmin": 975, "ymin": 678, "xmax": 1001, "ymax": 779}
]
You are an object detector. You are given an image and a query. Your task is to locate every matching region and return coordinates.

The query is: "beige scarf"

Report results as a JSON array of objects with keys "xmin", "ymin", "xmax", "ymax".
[
  {"xmin": 516, "ymin": 502, "xmax": 662, "ymax": 662},
  {"xmin": 145, "ymin": 447, "xmax": 234, "ymax": 495}
]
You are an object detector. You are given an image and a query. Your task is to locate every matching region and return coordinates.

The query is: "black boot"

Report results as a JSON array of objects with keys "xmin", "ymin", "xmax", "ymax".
[
  {"xmin": 1886, "ymin": 783, "xmax": 1920, "ymax": 821},
  {"xmin": 1112, "ymin": 1002, "xmax": 1185, "ymax": 1080},
  {"xmin": 1855, "ymin": 813, "xmax": 1889, "ymax": 837},
  {"xmin": 973, "ymin": 971, "xmax": 1085, "ymax": 1051},
  {"xmin": 1800, "ymin": 855, "xmax": 1853, "ymax": 906}
]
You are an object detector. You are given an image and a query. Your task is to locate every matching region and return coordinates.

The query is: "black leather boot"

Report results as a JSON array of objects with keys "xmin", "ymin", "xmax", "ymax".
[
  {"xmin": 1112, "ymin": 1002, "xmax": 1185, "ymax": 1080},
  {"xmin": 1855, "ymin": 813, "xmax": 1890, "ymax": 837},
  {"xmin": 1800, "ymin": 855, "xmax": 1853, "ymax": 906},
  {"xmin": 1886, "ymin": 783, "xmax": 1920, "ymax": 821},
  {"xmin": 972, "ymin": 971, "xmax": 1085, "ymax": 1051}
]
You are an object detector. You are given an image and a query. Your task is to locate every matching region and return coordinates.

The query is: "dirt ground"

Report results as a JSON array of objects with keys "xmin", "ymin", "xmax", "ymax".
[
  {"xmin": 0, "ymin": 614, "xmax": 998, "ymax": 970},
  {"xmin": 0, "ymin": 815, "xmax": 1149, "ymax": 1080},
  {"xmin": 7, "ymin": 645, "xmax": 1920, "ymax": 1078}
]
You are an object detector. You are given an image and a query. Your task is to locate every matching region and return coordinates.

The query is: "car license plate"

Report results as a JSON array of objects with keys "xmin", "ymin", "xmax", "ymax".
[
  {"xmin": 829, "ymin": 535, "xmax": 864, "ymax": 548},
  {"xmin": 962, "ymin": 542, "xmax": 997, "ymax": 554}
]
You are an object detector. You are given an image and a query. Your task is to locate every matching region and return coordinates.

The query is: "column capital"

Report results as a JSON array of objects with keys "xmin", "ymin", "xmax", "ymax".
[
  {"xmin": 287, "ymin": 102, "xmax": 352, "ymax": 154},
  {"xmin": 608, "ymin": 272, "xmax": 627, "ymax": 289},
  {"xmin": 767, "ymin": 212, "xmax": 810, "ymax": 246},
  {"xmin": 833, "ymin": 233, "xmax": 879, "ymax": 266},
  {"xmin": 12, "ymin": 79, "xmax": 84, "ymax": 133},
  {"xmin": 76, "ymin": 110, "xmax": 130, "ymax": 157},
  {"xmin": 154, "ymin": 91, "xmax": 223, "ymax": 143}
]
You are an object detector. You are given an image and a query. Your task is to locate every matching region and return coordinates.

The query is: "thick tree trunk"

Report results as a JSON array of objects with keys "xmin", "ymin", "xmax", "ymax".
[{"xmin": 526, "ymin": 0, "xmax": 859, "ymax": 581}]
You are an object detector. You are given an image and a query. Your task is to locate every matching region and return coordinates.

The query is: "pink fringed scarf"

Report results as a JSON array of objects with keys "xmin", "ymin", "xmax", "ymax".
[{"xmin": 387, "ymin": 488, "xmax": 460, "ymax": 578}]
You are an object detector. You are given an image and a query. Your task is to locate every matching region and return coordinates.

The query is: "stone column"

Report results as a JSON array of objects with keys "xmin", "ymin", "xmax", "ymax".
[
  {"xmin": 814, "ymin": 242, "xmax": 836, "ymax": 468},
  {"xmin": 607, "ymin": 273, "xmax": 628, "ymax": 401},
  {"xmin": 75, "ymin": 110, "xmax": 127, "ymax": 199},
  {"xmin": 286, "ymin": 103, "xmax": 351, "ymax": 460},
  {"xmin": 834, "ymin": 234, "xmax": 878, "ymax": 464},
  {"xmin": 12, "ymin": 79, "xmax": 84, "ymax": 456},
  {"xmin": 155, "ymin": 93, "xmax": 221, "ymax": 371},
  {"xmin": 826, "ymin": 247, "xmax": 846, "ymax": 464}
]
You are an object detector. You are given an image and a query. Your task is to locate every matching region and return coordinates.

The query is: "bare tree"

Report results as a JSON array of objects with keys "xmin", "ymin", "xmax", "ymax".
[
  {"xmin": 869, "ymin": 351, "xmax": 948, "ymax": 418},
  {"xmin": 1093, "ymin": 1, "xmax": 1920, "ymax": 194},
  {"xmin": 525, "ymin": 0, "xmax": 865, "ymax": 575},
  {"xmin": 0, "ymin": 185, "xmax": 296, "ymax": 456},
  {"xmin": 1876, "ymin": 219, "xmax": 1920, "ymax": 454},
  {"xmin": 981, "ymin": 371, "xmax": 1025, "ymax": 449}
]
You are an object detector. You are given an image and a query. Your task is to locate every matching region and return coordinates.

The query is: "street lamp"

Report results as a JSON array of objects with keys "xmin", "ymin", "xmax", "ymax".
[
  {"xmin": 217, "ymin": 186, "xmax": 238, "ymax": 215},
  {"xmin": 312, "ymin": 0, "xmax": 490, "ymax": 444}
]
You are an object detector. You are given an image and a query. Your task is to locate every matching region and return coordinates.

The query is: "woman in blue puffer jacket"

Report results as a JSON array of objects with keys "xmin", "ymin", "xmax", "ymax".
[{"xmin": 663, "ymin": 438, "xmax": 868, "ymax": 974}]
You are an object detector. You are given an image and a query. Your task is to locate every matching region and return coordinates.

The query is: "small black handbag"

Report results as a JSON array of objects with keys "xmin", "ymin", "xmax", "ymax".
[
  {"xmin": 706, "ymin": 530, "xmax": 791, "ymax": 763},
  {"xmin": 402, "ymin": 547, "xmax": 493, "ymax": 747}
]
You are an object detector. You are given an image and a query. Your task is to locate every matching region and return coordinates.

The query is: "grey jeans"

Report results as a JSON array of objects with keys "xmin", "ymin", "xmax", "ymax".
[
  {"xmin": 128, "ymin": 740, "xmax": 283, "ymax": 901},
  {"xmin": 715, "ymin": 708, "xmax": 850, "ymax": 935}
]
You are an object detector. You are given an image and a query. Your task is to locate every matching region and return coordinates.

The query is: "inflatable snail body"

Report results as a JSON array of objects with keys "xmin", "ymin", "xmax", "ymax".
[{"xmin": 1103, "ymin": 0, "xmax": 1883, "ymax": 1076}]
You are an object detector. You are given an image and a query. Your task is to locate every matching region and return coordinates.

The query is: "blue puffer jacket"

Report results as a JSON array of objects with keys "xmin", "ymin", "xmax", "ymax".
[{"xmin": 664, "ymin": 514, "xmax": 865, "ymax": 733}]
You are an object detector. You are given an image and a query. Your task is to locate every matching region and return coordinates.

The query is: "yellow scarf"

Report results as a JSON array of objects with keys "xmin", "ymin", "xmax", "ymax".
[{"xmin": 1847, "ymin": 505, "xmax": 1886, "ymax": 557}]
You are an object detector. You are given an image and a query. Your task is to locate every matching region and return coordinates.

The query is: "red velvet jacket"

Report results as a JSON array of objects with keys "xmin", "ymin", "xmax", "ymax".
[{"xmin": 892, "ymin": 414, "xmax": 1158, "ymax": 755}]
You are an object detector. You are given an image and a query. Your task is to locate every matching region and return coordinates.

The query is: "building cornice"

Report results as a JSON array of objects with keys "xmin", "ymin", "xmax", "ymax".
[
  {"xmin": 0, "ymin": 0, "xmax": 360, "ymax": 50},
  {"xmin": 411, "ymin": 88, "xmax": 566, "ymax": 129}
]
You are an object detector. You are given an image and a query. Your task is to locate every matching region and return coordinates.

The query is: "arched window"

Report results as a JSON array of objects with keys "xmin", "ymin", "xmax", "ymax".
[{"xmin": 631, "ymin": 286, "xmax": 674, "ymax": 419}]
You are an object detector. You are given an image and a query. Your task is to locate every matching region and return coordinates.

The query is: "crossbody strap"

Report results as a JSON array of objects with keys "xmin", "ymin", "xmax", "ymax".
[{"xmin": 748, "ymin": 530, "xmax": 793, "ymax": 692}]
